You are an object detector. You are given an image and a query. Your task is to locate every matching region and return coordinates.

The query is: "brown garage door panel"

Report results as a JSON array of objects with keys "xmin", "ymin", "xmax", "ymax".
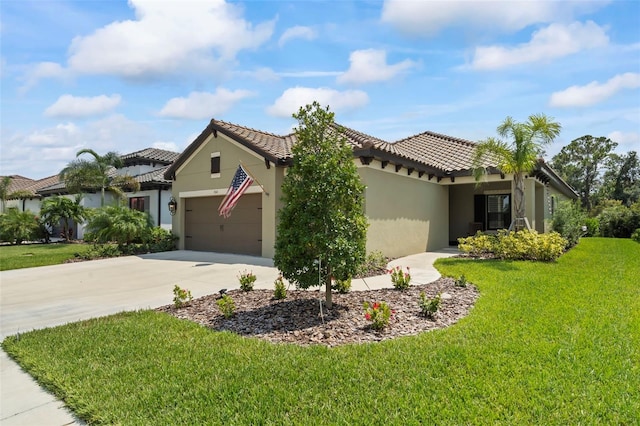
[{"xmin": 185, "ymin": 194, "xmax": 261, "ymax": 255}]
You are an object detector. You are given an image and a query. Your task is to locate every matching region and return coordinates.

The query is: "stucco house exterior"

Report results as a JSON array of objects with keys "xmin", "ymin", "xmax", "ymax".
[{"xmin": 165, "ymin": 119, "xmax": 578, "ymax": 259}]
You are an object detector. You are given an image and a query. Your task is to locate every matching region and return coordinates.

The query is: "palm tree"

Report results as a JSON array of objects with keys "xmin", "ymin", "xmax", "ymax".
[
  {"xmin": 40, "ymin": 195, "xmax": 88, "ymax": 242},
  {"xmin": 472, "ymin": 114, "xmax": 561, "ymax": 231},
  {"xmin": 86, "ymin": 205, "xmax": 153, "ymax": 248},
  {"xmin": 59, "ymin": 149, "xmax": 140, "ymax": 206},
  {"xmin": 0, "ymin": 176, "xmax": 12, "ymax": 213}
]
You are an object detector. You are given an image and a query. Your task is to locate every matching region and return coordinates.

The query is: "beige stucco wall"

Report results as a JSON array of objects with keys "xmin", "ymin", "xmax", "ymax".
[
  {"xmin": 358, "ymin": 163, "xmax": 449, "ymax": 257},
  {"xmin": 170, "ymin": 131, "xmax": 278, "ymax": 257}
]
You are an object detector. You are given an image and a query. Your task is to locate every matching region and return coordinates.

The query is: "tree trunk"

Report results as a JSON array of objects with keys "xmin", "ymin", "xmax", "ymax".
[
  {"xmin": 513, "ymin": 173, "xmax": 526, "ymax": 231},
  {"xmin": 325, "ymin": 268, "xmax": 333, "ymax": 309}
]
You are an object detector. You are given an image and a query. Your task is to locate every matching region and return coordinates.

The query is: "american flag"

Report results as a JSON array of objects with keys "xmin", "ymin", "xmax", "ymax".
[{"xmin": 218, "ymin": 165, "xmax": 254, "ymax": 218}]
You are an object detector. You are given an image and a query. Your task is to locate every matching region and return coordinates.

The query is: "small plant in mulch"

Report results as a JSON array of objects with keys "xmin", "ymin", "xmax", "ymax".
[
  {"xmin": 238, "ymin": 270, "xmax": 257, "ymax": 291},
  {"xmin": 418, "ymin": 292, "xmax": 441, "ymax": 319},
  {"xmin": 273, "ymin": 275, "xmax": 287, "ymax": 300},
  {"xmin": 389, "ymin": 266, "xmax": 411, "ymax": 290},
  {"xmin": 216, "ymin": 294, "xmax": 236, "ymax": 318},
  {"xmin": 363, "ymin": 301, "xmax": 394, "ymax": 330},
  {"xmin": 173, "ymin": 285, "xmax": 192, "ymax": 308},
  {"xmin": 455, "ymin": 275, "xmax": 468, "ymax": 287}
]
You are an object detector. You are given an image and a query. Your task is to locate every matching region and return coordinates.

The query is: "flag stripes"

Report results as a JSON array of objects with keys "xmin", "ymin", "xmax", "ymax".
[{"xmin": 218, "ymin": 164, "xmax": 254, "ymax": 218}]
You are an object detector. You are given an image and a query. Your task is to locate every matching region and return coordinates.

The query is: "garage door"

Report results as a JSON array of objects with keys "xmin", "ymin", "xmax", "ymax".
[{"xmin": 184, "ymin": 194, "xmax": 262, "ymax": 255}]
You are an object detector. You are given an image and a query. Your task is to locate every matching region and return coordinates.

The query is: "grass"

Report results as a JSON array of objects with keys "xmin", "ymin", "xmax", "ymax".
[
  {"xmin": 0, "ymin": 242, "xmax": 91, "ymax": 271},
  {"xmin": 3, "ymin": 238, "xmax": 639, "ymax": 424}
]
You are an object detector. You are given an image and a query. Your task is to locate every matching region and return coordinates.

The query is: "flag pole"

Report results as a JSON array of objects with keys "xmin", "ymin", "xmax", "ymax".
[{"xmin": 240, "ymin": 161, "xmax": 269, "ymax": 196}]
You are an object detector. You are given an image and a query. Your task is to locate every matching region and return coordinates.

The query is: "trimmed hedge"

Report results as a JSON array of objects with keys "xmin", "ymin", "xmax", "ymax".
[{"xmin": 458, "ymin": 229, "xmax": 567, "ymax": 261}]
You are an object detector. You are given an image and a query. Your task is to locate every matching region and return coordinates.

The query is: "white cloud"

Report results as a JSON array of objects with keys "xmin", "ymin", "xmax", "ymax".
[
  {"xmin": 158, "ymin": 88, "xmax": 255, "ymax": 119},
  {"xmin": 381, "ymin": 0, "xmax": 608, "ymax": 36},
  {"xmin": 40, "ymin": 0, "xmax": 274, "ymax": 80},
  {"xmin": 267, "ymin": 87, "xmax": 369, "ymax": 118},
  {"xmin": 550, "ymin": 72, "xmax": 640, "ymax": 107},
  {"xmin": 471, "ymin": 21, "xmax": 608, "ymax": 70},
  {"xmin": 44, "ymin": 94, "xmax": 122, "ymax": 118},
  {"xmin": 152, "ymin": 141, "xmax": 180, "ymax": 152},
  {"xmin": 20, "ymin": 61, "xmax": 67, "ymax": 93},
  {"xmin": 607, "ymin": 130, "xmax": 640, "ymax": 152},
  {"xmin": 278, "ymin": 25, "xmax": 316, "ymax": 47},
  {"xmin": 337, "ymin": 49, "xmax": 416, "ymax": 85},
  {"xmin": 0, "ymin": 113, "xmax": 160, "ymax": 178}
]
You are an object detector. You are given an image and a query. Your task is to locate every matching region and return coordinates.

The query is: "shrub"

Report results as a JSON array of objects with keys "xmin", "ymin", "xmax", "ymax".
[
  {"xmin": 459, "ymin": 230, "xmax": 567, "ymax": 262},
  {"xmin": 85, "ymin": 205, "xmax": 154, "ymax": 248},
  {"xmin": 495, "ymin": 230, "xmax": 566, "ymax": 261},
  {"xmin": 457, "ymin": 231, "xmax": 497, "ymax": 256},
  {"xmin": 74, "ymin": 244, "xmax": 122, "ymax": 260},
  {"xmin": 632, "ymin": 228, "xmax": 640, "ymax": 243},
  {"xmin": 0, "ymin": 208, "xmax": 40, "ymax": 244},
  {"xmin": 332, "ymin": 277, "xmax": 352, "ymax": 294},
  {"xmin": 145, "ymin": 227, "xmax": 178, "ymax": 252},
  {"xmin": 238, "ymin": 270, "xmax": 256, "ymax": 291},
  {"xmin": 363, "ymin": 301, "xmax": 393, "ymax": 330},
  {"xmin": 389, "ymin": 266, "xmax": 411, "ymax": 290},
  {"xmin": 216, "ymin": 294, "xmax": 236, "ymax": 318},
  {"xmin": 356, "ymin": 250, "xmax": 389, "ymax": 277},
  {"xmin": 419, "ymin": 292, "xmax": 441, "ymax": 319},
  {"xmin": 583, "ymin": 217, "xmax": 600, "ymax": 237},
  {"xmin": 598, "ymin": 201, "xmax": 640, "ymax": 238},
  {"xmin": 273, "ymin": 275, "xmax": 287, "ymax": 300},
  {"xmin": 551, "ymin": 201, "xmax": 586, "ymax": 248},
  {"xmin": 173, "ymin": 285, "xmax": 192, "ymax": 308}
]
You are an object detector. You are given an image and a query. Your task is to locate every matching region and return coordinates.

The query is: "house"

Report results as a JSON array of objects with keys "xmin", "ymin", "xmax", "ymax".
[
  {"xmin": 2, "ymin": 175, "xmax": 61, "ymax": 213},
  {"xmin": 4, "ymin": 148, "xmax": 179, "ymax": 238},
  {"xmin": 164, "ymin": 119, "xmax": 578, "ymax": 259}
]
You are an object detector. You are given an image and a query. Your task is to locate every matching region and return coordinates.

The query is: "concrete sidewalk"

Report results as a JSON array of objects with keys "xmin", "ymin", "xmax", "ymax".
[{"xmin": 0, "ymin": 249, "xmax": 457, "ymax": 425}]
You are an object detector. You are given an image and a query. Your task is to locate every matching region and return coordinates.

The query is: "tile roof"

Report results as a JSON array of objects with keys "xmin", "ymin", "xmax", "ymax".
[
  {"xmin": 133, "ymin": 166, "xmax": 172, "ymax": 184},
  {"xmin": 121, "ymin": 148, "xmax": 180, "ymax": 165},
  {"xmin": 165, "ymin": 118, "xmax": 487, "ymax": 179},
  {"xmin": 393, "ymin": 131, "xmax": 494, "ymax": 173},
  {"xmin": 164, "ymin": 117, "xmax": 576, "ymax": 198},
  {"xmin": 2, "ymin": 175, "xmax": 60, "ymax": 198}
]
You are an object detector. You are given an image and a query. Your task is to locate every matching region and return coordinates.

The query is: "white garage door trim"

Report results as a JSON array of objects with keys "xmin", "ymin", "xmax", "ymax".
[{"xmin": 179, "ymin": 185, "xmax": 263, "ymax": 199}]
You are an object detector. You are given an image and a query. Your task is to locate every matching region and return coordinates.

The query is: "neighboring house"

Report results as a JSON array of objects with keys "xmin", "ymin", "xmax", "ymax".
[
  {"xmin": 2, "ymin": 175, "xmax": 61, "ymax": 213},
  {"xmin": 165, "ymin": 119, "xmax": 578, "ymax": 259},
  {"xmin": 5, "ymin": 148, "xmax": 179, "ymax": 239}
]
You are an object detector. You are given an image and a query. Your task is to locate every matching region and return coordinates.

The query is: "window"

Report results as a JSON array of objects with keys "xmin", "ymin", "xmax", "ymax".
[
  {"xmin": 130, "ymin": 196, "xmax": 149, "ymax": 213},
  {"xmin": 487, "ymin": 194, "xmax": 511, "ymax": 230},
  {"xmin": 211, "ymin": 152, "xmax": 220, "ymax": 178},
  {"xmin": 474, "ymin": 193, "xmax": 511, "ymax": 230}
]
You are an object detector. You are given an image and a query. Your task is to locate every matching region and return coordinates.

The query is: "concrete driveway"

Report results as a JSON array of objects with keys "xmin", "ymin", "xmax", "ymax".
[{"xmin": 0, "ymin": 249, "xmax": 456, "ymax": 425}]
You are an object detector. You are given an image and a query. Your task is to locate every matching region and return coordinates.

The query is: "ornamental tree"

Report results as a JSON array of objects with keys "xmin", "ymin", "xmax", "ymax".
[{"xmin": 274, "ymin": 102, "xmax": 368, "ymax": 309}]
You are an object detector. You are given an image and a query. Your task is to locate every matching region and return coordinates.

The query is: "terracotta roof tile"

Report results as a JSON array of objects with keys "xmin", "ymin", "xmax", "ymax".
[
  {"xmin": 121, "ymin": 148, "xmax": 180, "ymax": 165},
  {"xmin": 166, "ymin": 118, "xmax": 503, "ymax": 180},
  {"xmin": 2, "ymin": 175, "xmax": 61, "ymax": 198}
]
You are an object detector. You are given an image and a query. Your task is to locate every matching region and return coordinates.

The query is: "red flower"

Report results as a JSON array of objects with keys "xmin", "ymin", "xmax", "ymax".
[
  {"xmin": 373, "ymin": 302, "xmax": 380, "ymax": 310},
  {"xmin": 365, "ymin": 313, "xmax": 371, "ymax": 320}
]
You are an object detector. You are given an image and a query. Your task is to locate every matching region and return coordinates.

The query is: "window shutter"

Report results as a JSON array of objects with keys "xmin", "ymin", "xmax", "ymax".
[{"xmin": 474, "ymin": 194, "xmax": 485, "ymax": 224}]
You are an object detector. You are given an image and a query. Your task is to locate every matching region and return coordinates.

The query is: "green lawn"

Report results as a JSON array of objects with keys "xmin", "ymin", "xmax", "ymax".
[
  {"xmin": 0, "ymin": 243, "xmax": 91, "ymax": 271},
  {"xmin": 3, "ymin": 238, "xmax": 639, "ymax": 424}
]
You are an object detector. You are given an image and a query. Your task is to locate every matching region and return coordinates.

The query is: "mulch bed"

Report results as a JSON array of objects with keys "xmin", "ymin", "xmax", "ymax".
[{"xmin": 157, "ymin": 277, "xmax": 479, "ymax": 347}]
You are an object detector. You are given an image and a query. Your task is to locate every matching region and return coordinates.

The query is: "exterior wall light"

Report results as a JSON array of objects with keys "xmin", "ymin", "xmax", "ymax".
[{"xmin": 168, "ymin": 197, "xmax": 177, "ymax": 216}]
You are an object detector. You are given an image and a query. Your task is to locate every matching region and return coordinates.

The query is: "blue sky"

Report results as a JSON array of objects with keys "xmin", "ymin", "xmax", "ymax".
[{"xmin": 1, "ymin": 0, "xmax": 639, "ymax": 179}]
